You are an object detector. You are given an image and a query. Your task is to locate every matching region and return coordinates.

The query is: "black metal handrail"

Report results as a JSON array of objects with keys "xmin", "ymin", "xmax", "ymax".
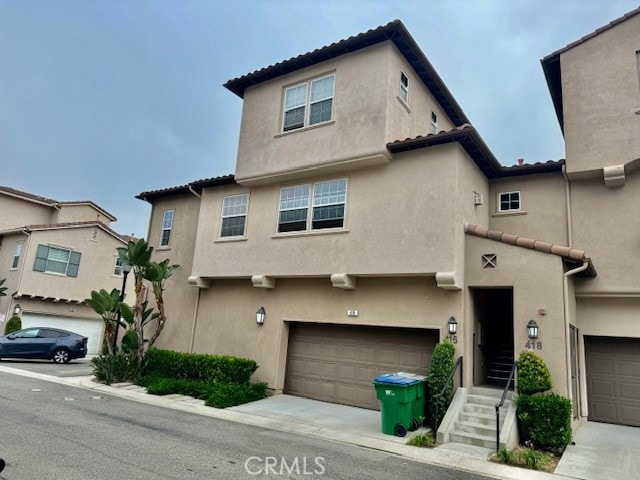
[
  {"xmin": 495, "ymin": 362, "xmax": 517, "ymax": 452},
  {"xmin": 433, "ymin": 356, "xmax": 463, "ymax": 431}
]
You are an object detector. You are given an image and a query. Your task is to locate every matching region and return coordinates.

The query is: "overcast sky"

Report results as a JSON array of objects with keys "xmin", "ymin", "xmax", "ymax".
[{"xmin": 0, "ymin": 0, "xmax": 636, "ymax": 238}]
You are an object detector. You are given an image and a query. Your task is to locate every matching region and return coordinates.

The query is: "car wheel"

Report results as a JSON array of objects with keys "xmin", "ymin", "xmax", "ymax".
[{"xmin": 52, "ymin": 348, "xmax": 70, "ymax": 364}]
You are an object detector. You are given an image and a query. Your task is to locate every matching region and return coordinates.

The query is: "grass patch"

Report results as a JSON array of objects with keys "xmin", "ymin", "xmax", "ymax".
[
  {"xmin": 490, "ymin": 447, "xmax": 558, "ymax": 472},
  {"xmin": 406, "ymin": 432, "xmax": 437, "ymax": 448}
]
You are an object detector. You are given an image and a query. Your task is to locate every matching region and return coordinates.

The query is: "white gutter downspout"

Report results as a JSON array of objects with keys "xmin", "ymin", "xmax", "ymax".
[
  {"xmin": 562, "ymin": 164, "xmax": 573, "ymax": 247},
  {"xmin": 188, "ymin": 288, "xmax": 201, "ymax": 353},
  {"xmin": 563, "ymin": 260, "xmax": 589, "ymax": 408},
  {"xmin": 188, "ymin": 185, "xmax": 201, "ymax": 198}
]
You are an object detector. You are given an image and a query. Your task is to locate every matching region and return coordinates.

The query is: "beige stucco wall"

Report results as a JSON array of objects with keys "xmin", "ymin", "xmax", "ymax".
[
  {"xmin": 489, "ymin": 173, "xmax": 568, "ymax": 246},
  {"xmin": 570, "ymin": 171, "xmax": 640, "ymax": 293},
  {"xmin": 0, "ymin": 195, "xmax": 53, "ymax": 230},
  {"xmin": 144, "ymin": 194, "xmax": 202, "ymax": 352},
  {"xmin": 576, "ymin": 297, "xmax": 640, "ymax": 338},
  {"xmin": 465, "ymin": 235, "xmax": 570, "ymax": 396},
  {"xmin": 561, "ymin": 13, "xmax": 640, "ymax": 174},
  {"xmin": 192, "ymin": 143, "xmax": 487, "ymax": 279},
  {"xmin": 55, "ymin": 204, "xmax": 113, "ymax": 226},
  {"xmin": 192, "ymin": 276, "xmax": 460, "ymax": 388}
]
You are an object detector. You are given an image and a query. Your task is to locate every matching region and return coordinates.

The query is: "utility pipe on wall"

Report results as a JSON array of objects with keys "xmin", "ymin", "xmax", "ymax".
[{"xmin": 562, "ymin": 164, "xmax": 573, "ymax": 248}]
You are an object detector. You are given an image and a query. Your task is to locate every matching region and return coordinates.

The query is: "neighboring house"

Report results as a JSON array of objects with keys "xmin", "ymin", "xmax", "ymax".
[
  {"xmin": 0, "ymin": 187, "xmax": 133, "ymax": 354},
  {"xmin": 137, "ymin": 10, "xmax": 639, "ymax": 434}
]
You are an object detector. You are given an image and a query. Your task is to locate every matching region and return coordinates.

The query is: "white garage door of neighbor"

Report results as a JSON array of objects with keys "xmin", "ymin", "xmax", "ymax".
[{"xmin": 20, "ymin": 313, "xmax": 104, "ymax": 355}]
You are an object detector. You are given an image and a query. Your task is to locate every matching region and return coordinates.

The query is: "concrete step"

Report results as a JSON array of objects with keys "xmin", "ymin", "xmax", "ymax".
[
  {"xmin": 472, "ymin": 387, "xmax": 513, "ymax": 399},
  {"xmin": 463, "ymin": 403, "xmax": 507, "ymax": 416},
  {"xmin": 458, "ymin": 411, "xmax": 504, "ymax": 427},
  {"xmin": 467, "ymin": 394, "xmax": 511, "ymax": 407},
  {"xmin": 454, "ymin": 420, "xmax": 496, "ymax": 437},
  {"xmin": 449, "ymin": 431, "xmax": 496, "ymax": 449}
]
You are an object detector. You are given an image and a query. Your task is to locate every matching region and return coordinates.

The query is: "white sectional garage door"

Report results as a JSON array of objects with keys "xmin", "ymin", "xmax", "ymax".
[
  {"xmin": 21, "ymin": 313, "xmax": 104, "ymax": 355},
  {"xmin": 585, "ymin": 336, "xmax": 640, "ymax": 427},
  {"xmin": 286, "ymin": 323, "xmax": 437, "ymax": 410}
]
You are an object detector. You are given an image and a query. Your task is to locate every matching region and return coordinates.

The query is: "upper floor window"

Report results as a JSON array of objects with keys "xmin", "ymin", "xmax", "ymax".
[
  {"xmin": 220, "ymin": 193, "xmax": 249, "ymax": 238},
  {"xmin": 160, "ymin": 209, "xmax": 174, "ymax": 247},
  {"xmin": 33, "ymin": 244, "xmax": 81, "ymax": 277},
  {"xmin": 113, "ymin": 257, "xmax": 123, "ymax": 276},
  {"xmin": 278, "ymin": 178, "xmax": 347, "ymax": 233},
  {"xmin": 430, "ymin": 110, "xmax": 438, "ymax": 134},
  {"xmin": 498, "ymin": 191, "xmax": 521, "ymax": 212},
  {"xmin": 399, "ymin": 71, "xmax": 409, "ymax": 104},
  {"xmin": 11, "ymin": 242, "xmax": 23, "ymax": 269},
  {"xmin": 283, "ymin": 74, "xmax": 335, "ymax": 132}
]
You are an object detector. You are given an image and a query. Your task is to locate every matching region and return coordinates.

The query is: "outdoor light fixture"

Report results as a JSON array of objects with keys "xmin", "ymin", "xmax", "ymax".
[
  {"xmin": 13, "ymin": 304, "xmax": 21, "ymax": 316},
  {"xmin": 527, "ymin": 320, "xmax": 539, "ymax": 339},
  {"xmin": 447, "ymin": 316, "xmax": 457, "ymax": 335},
  {"xmin": 256, "ymin": 307, "xmax": 266, "ymax": 326}
]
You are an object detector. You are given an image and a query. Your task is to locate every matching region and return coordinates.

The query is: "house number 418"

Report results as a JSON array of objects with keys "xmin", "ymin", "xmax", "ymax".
[{"xmin": 525, "ymin": 341, "xmax": 542, "ymax": 350}]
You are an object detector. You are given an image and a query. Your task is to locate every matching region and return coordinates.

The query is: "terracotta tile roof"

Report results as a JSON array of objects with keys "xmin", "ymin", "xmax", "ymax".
[
  {"xmin": 464, "ymin": 223, "xmax": 596, "ymax": 277},
  {"xmin": 224, "ymin": 20, "xmax": 470, "ymax": 127},
  {"xmin": 136, "ymin": 174, "xmax": 236, "ymax": 202},
  {"xmin": 387, "ymin": 125, "xmax": 564, "ymax": 179},
  {"xmin": 0, "ymin": 221, "xmax": 128, "ymax": 243},
  {"xmin": 541, "ymin": 6, "xmax": 640, "ymax": 132}
]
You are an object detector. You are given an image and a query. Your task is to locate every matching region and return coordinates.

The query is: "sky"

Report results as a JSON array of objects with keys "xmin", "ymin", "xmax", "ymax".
[{"xmin": 0, "ymin": 0, "xmax": 637, "ymax": 238}]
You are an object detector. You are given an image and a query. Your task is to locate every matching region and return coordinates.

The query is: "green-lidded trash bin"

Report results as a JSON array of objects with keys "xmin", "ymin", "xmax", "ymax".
[{"xmin": 373, "ymin": 372, "xmax": 428, "ymax": 437}]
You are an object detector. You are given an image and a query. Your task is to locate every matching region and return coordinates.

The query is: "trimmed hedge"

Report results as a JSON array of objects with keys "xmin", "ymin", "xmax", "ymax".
[
  {"xmin": 143, "ymin": 348, "xmax": 258, "ymax": 384},
  {"xmin": 4, "ymin": 315, "xmax": 21, "ymax": 335},
  {"xmin": 516, "ymin": 393, "xmax": 572, "ymax": 452},
  {"xmin": 517, "ymin": 351, "xmax": 552, "ymax": 395},
  {"xmin": 205, "ymin": 382, "xmax": 269, "ymax": 408},
  {"xmin": 428, "ymin": 339, "xmax": 456, "ymax": 427}
]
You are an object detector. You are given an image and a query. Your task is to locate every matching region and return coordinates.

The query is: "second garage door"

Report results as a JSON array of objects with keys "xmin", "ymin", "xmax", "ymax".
[
  {"xmin": 585, "ymin": 336, "xmax": 640, "ymax": 426},
  {"xmin": 286, "ymin": 323, "xmax": 437, "ymax": 410}
]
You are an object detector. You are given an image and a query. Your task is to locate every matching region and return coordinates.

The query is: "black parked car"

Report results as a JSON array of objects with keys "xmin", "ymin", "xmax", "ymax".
[{"xmin": 0, "ymin": 327, "xmax": 88, "ymax": 364}]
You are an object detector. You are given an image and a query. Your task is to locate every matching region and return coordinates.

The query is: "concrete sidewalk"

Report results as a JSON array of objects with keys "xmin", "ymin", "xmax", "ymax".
[{"xmin": 0, "ymin": 364, "xmax": 581, "ymax": 480}]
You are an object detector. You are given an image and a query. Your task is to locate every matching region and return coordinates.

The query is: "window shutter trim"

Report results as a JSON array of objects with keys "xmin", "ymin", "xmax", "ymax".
[
  {"xmin": 67, "ymin": 251, "xmax": 81, "ymax": 277},
  {"xmin": 33, "ymin": 244, "xmax": 49, "ymax": 272}
]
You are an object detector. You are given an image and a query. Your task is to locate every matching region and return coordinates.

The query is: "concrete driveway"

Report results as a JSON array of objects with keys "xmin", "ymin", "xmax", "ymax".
[
  {"xmin": 555, "ymin": 421, "xmax": 640, "ymax": 479},
  {"xmin": 0, "ymin": 357, "xmax": 94, "ymax": 377}
]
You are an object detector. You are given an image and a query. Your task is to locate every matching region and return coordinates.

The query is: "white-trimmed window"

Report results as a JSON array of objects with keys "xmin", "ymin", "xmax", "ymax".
[
  {"xmin": 399, "ymin": 70, "xmax": 409, "ymax": 104},
  {"xmin": 33, "ymin": 244, "xmax": 81, "ymax": 277},
  {"xmin": 430, "ymin": 109, "xmax": 438, "ymax": 134},
  {"xmin": 283, "ymin": 74, "xmax": 335, "ymax": 132},
  {"xmin": 498, "ymin": 191, "xmax": 521, "ymax": 212},
  {"xmin": 278, "ymin": 179, "xmax": 347, "ymax": 233},
  {"xmin": 113, "ymin": 257, "xmax": 123, "ymax": 276},
  {"xmin": 160, "ymin": 209, "xmax": 174, "ymax": 247},
  {"xmin": 11, "ymin": 242, "xmax": 23, "ymax": 269},
  {"xmin": 220, "ymin": 193, "xmax": 249, "ymax": 238}
]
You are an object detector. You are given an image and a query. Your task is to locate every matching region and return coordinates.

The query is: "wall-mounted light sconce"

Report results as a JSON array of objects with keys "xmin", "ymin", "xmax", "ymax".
[
  {"xmin": 527, "ymin": 319, "xmax": 539, "ymax": 339},
  {"xmin": 447, "ymin": 316, "xmax": 457, "ymax": 335},
  {"xmin": 256, "ymin": 307, "xmax": 266, "ymax": 326},
  {"xmin": 13, "ymin": 304, "xmax": 21, "ymax": 316}
]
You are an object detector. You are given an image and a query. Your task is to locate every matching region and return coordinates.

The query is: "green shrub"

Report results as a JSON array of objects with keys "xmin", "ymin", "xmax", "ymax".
[
  {"xmin": 516, "ymin": 393, "xmax": 572, "ymax": 452},
  {"xmin": 144, "ymin": 377, "xmax": 213, "ymax": 399},
  {"xmin": 517, "ymin": 350, "xmax": 552, "ymax": 395},
  {"xmin": 428, "ymin": 339, "xmax": 456, "ymax": 427},
  {"xmin": 491, "ymin": 446, "xmax": 556, "ymax": 471},
  {"xmin": 121, "ymin": 330, "xmax": 139, "ymax": 354},
  {"xmin": 406, "ymin": 432, "xmax": 437, "ymax": 448},
  {"xmin": 92, "ymin": 353, "xmax": 142, "ymax": 385},
  {"xmin": 143, "ymin": 348, "xmax": 258, "ymax": 384},
  {"xmin": 4, "ymin": 315, "xmax": 21, "ymax": 335},
  {"xmin": 205, "ymin": 382, "xmax": 269, "ymax": 408}
]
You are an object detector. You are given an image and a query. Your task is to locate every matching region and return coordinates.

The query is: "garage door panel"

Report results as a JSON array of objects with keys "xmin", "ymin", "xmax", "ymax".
[
  {"xmin": 586, "ymin": 336, "xmax": 640, "ymax": 427},
  {"xmin": 286, "ymin": 323, "xmax": 436, "ymax": 410}
]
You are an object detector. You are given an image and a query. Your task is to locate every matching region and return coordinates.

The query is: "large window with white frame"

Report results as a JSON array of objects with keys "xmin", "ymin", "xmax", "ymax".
[
  {"xmin": 11, "ymin": 242, "xmax": 23, "ymax": 269},
  {"xmin": 160, "ymin": 209, "xmax": 174, "ymax": 247},
  {"xmin": 283, "ymin": 74, "xmax": 335, "ymax": 132},
  {"xmin": 278, "ymin": 179, "xmax": 347, "ymax": 233},
  {"xmin": 220, "ymin": 193, "xmax": 249, "ymax": 238},
  {"xmin": 498, "ymin": 191, "xmax": 521, "ymax": 212},
  {"xmin": 399, "ymin": 70, "xmax": 409, "ymax": 104}
]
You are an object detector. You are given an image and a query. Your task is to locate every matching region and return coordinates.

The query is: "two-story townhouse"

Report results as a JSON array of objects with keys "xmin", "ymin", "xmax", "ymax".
[
  {"xmin": 0, "ymin": 186, "xmax": 134, "ymax": 354},
  {"xmin": 538, "ymin": 7, "xmax": 640, "ymax": 427},
  {"xmin": 138, "ymin": 16, "xmax": 599, "ymax": 435}
]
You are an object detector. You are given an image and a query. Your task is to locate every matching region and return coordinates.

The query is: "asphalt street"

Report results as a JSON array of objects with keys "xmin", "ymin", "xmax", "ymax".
[{"xmin": 0, "ymin": 372, "xmax": 495, "ymax": 480}]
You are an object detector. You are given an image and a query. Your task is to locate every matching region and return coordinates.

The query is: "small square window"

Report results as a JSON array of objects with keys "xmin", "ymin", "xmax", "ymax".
[
  {"xmin": 482, "ymin": 254, "xmax": 497, "ymax": 268},
  {"xmin": 498, "ymin": 191, "xmax": 521, "ymax": 212}
]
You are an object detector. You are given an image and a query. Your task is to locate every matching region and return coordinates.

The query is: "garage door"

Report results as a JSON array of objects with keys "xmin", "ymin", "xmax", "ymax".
[
  {"xmin": 585, "ymin": 336, "xmax": 640, "ymax": 426},
  {"xmin": 286, "ymin": 323, "xmax": 437, "ymax": 410},
  {"xmin": 21, "ymin": 313, "xmax": 104, "ymax": 355}
]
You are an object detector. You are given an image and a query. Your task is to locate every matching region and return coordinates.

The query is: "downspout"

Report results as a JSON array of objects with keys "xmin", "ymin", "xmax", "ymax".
[
  {"xmin": 188, "ymin": 288, "xmax": 201, "ymax": 353},
  {"xmin": 563, "ymin": 261, "xmax": 589, "ymax": 406},
  {"xmin": 188, "ymin": 185, "xmax": 201, "ymax": 198},
  {"xmin": 562, "ymin": 164, "xmax": 573, "ymax": 247}
]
